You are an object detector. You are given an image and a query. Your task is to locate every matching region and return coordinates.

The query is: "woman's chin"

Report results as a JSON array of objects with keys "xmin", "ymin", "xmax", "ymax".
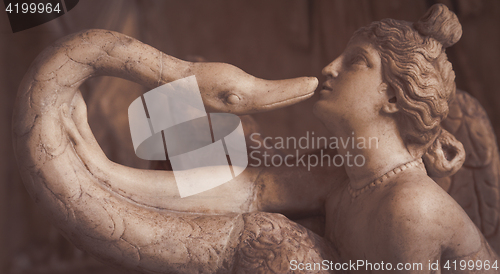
[
  {"xmin": 313, "ymin": 99, "xmax": 340, "ymax": 125},
  {"xmin": 313, "ymin": 100, "xmax": 326, "ymax": 119}
]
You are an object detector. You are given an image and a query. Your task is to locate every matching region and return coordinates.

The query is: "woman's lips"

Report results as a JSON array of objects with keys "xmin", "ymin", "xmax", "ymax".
[
  {"xmin": 319, "ymin": 82, "xmax": 333, "ymax": 97},
  {"xmin": 322, "ymin": 82, "xmax": 333, "ymax": 91}
]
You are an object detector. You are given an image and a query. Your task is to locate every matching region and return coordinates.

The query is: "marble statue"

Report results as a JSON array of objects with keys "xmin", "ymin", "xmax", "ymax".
[{"xmin": 12, "ymin": 3, "xmax": 500, "ymax": 273}]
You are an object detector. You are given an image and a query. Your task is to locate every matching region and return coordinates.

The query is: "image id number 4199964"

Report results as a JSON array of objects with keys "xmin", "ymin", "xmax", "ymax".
[
  {"xmin": 5, "ymin": 2, "xmax": 61, "ymax": 14},
  {"xmin": 443, "ymin": 260, "xmax": 498, "ymax": 271}
]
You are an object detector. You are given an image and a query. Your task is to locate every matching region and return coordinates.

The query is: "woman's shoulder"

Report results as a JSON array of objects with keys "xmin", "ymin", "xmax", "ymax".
[
  {"xmin": 383, "ymin": 172, "xmax": 457, "ymax": 216},
  {"xmin": 377, "ymin": 172, "xmax": 482, "ymax": 258}
]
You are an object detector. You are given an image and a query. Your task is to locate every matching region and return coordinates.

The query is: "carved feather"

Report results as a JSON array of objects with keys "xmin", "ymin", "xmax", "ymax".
[{"xmin": 440, "ymin": 89, "xmax": 500, "ymax": 253}]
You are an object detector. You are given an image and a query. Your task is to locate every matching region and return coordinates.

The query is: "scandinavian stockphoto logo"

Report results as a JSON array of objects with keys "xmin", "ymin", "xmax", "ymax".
[{"xmin": 128, "ymin": 76, "xmax": 248, "ymax": 198}]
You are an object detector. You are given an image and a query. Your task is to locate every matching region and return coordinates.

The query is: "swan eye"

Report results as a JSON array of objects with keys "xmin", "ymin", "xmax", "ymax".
[{"xmin": 227, "ymin": 94, "xmax": 240, "ymax": 104}]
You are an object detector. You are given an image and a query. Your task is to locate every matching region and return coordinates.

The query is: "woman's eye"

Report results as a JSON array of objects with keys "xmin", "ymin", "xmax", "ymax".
[{"xmin": 350, "ymin": 54, "xmax": 368, "ymax": 66}]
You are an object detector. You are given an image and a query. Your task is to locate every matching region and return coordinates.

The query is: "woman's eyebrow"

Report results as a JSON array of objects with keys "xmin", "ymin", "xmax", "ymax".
[{"xmin": 352, "ymin": 47, "xmax": 371, "ymax": 58}]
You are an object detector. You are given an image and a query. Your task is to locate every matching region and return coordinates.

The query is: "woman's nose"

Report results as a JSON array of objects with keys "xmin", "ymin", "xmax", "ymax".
[{"xmin": 322, "ymin": 58, "xmax": 341, "ymax": 78}]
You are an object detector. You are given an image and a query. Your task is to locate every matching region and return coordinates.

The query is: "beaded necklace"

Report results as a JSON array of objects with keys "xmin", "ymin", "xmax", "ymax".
[{"xmin": 347, "ymin": 158, "xmax": 424, "ymax": 198}]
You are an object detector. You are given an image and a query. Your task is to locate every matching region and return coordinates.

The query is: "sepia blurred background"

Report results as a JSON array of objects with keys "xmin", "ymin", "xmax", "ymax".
[{"xmin": 1, "ymin": 0, "xmax": 499, "ymax": 273}]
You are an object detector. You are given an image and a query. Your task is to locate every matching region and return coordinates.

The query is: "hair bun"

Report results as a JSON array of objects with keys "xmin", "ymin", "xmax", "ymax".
[{"xmin": 414, "ymin": 4, "xmax": 462, "ymax": 48}]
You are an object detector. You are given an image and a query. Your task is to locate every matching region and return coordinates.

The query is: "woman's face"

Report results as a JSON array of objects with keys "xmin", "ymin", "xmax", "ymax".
[{"xmin": 313, "ymin": 36, "xmax": 389, "ymax": 134}]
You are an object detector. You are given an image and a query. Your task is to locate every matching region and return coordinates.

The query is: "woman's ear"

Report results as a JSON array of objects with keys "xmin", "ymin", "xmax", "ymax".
[{"xmin": 380, "ymin": 83, "xmax": 399, "ymax": 113}]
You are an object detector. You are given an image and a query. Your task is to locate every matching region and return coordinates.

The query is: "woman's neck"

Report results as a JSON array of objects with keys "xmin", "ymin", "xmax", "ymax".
[{"xmin": 332, "ymin": 120, "xmax": 416, "ymax": 190}]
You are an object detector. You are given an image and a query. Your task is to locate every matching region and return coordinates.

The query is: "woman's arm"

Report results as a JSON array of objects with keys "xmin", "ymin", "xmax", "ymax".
[{"xmin": 255, "ymin": 150, "xmax": 347, "ymax": 218}]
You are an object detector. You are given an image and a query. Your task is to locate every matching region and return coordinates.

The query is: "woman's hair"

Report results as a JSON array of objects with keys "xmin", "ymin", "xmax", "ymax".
[{"xmin": 353, "ymin": 4, "xmax": 465, "ymax": 177}]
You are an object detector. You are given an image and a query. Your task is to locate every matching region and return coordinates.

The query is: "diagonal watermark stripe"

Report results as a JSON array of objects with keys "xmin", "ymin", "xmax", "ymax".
[{"xmin": 128, "ymin": 76, "xmax": 248, "ymax": 197}]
